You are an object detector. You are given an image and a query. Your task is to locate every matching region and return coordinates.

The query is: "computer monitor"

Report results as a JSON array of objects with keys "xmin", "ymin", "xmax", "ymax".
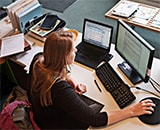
[{"xmin": 115, "ymin": 20, "xmax": 155, "ymax": 84}]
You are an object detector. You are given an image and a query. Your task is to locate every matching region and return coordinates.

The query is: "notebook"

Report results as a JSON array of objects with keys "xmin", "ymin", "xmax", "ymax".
[{"xmin": 75, "ymin": 18, "xmax": 113, "ymax": 69}]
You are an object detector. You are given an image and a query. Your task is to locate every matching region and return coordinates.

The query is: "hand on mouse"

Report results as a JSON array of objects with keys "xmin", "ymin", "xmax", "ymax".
[{"xmin": 129, "ymin": 99, "xmax": 156, "ymax": 117}]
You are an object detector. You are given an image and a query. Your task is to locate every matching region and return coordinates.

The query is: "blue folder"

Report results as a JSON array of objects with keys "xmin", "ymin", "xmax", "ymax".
[{"xmin": 17, "ymin": 3, "xmax": 42, "ymax": 33}]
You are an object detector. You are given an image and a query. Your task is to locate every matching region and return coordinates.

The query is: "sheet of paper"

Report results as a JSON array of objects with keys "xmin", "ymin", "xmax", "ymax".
[
  {"xmin": 16, "ymin": 45, "xmax": 43, "ymax": 73},
  {"xmin": 0, "ymin": 33, "xmax": 24, "ymax": 57}
]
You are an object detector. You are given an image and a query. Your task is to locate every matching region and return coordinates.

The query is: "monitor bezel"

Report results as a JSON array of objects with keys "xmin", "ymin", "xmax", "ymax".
[
  {"xmin": 82, "ymin": 18, "xmax": 113, "ymax": 52},
  {"xmin": 115, "ymin": 19, "xmax": 155, "ymax": 83}
]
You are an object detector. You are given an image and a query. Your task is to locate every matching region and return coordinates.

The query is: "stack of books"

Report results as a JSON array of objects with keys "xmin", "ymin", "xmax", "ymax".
[{"xmin": 6, "ymin": 0, "xmax": 42, "ymax": 33}]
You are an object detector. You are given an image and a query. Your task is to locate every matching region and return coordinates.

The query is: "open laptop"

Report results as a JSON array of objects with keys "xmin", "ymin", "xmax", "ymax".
[{"xmin": 75, "ymin": 18, "xmax": 113, "ymax": 69}]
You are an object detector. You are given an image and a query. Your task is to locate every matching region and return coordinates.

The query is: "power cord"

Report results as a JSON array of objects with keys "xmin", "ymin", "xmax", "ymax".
[
  {"xmin": 150, "ymin": 77, "xmax": 160, "ymax": 86},
  {"xmin": 131, "ymin": 86, "xmax": 160, "ymax": 98},
  {"xmin": 149, "ymin": 77, "xmax": 160, "ymax": 94}
]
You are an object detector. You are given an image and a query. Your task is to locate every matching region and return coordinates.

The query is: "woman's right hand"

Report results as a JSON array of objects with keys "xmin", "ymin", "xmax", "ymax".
[{"xmin": 129, "ymin": 99, "xmax": 156, "ymax": 117}]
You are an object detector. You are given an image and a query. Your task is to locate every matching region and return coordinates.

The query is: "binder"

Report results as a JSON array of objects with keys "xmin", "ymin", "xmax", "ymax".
[
  {"xmin": 17, "ymin": 2, "xmax": 42, "ymax": 33},
  {"xmin": 6, "ymin": 0, "xmax": 26, "ymax": 30},
  {"xmin": 6, "ymin": 0, "xmax": 42, "ymax": 33},
  {"xmin": 14, "ymin": 0, "xmax": 38, "ymax": 30}
]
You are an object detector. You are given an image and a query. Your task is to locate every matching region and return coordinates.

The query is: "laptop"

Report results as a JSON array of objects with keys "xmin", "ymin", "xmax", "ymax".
[{"xmin": 75, "ymin": 18, "xmax": 113, "ymax": 69}]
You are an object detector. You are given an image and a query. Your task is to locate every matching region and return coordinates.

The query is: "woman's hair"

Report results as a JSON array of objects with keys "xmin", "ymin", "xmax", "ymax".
[{"xmin": 30, "ymin": 31, "xmax": 74, "ymax": 106}]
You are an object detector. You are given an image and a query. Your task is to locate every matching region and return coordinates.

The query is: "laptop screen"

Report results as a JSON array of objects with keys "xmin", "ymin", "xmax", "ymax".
[{"xmin": 83, "ymin": 19, "xmax": 113, "ymax": 49}]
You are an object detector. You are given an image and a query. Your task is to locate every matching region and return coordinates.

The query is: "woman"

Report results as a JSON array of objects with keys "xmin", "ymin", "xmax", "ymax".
[{"xmin": 29, "ymin": 31, "xmax": 155, "ymax": 129}]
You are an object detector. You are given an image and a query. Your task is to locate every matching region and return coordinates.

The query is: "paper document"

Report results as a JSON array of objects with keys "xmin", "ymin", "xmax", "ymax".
[
  {"xmin": 0, "ymin": 33, "xmax": 24, "ymax": 57},
  {"xmin": 16, "ymin": 45, "xmax": 43, "ymax": 73},
  {"xmin": 112, "ymin": 1, "xmax": 139, "ymax": 18}
]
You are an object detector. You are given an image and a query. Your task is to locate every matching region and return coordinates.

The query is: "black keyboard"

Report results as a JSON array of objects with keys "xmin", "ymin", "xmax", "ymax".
[{"xmin": 96, "ymin": 62, "xmax": 136, "ymax": 108}]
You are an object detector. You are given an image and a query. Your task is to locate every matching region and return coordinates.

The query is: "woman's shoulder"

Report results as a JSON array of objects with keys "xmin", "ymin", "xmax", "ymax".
[
  {"xmin": 32, "ymin": 52, "xmax": 43, "ymax": 61},
  {"xmin": 52, "ymin": 80, "xmax": 74, "ymax": 92},
  {"xmin": 29, "ymin": 52, "xmax": 43, "ymax": 72}
]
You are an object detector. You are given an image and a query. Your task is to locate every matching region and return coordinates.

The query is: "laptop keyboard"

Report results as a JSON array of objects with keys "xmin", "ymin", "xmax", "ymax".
[{"xmin": 75, "ymin": 43, "xmax": 107, "ymax": 68}]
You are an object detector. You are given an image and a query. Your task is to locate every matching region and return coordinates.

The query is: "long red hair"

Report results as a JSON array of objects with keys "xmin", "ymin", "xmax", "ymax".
[{"xmin": 30, "ymin": 31, "xmax": 74, "ymax": 106}]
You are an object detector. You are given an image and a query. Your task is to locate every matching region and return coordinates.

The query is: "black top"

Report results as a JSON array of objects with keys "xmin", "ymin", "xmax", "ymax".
[{"xmin": 29, "ymin": 53, "xmax": 108, "ymax": 129}]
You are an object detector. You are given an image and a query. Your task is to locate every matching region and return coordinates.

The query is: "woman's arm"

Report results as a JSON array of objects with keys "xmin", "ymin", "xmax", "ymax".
[
  {"xmin": 107, "ymin": 99, "xmax": 155, "ymax": 125},
  {"xmin": 66, "ymin": 74, "xmax": 87, "ymax": 95}
]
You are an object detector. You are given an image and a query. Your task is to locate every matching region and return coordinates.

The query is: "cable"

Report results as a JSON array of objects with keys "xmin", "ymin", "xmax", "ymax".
[
  {"xmin": 150, "ymin": 77, "xmax": 160, "ymax": 86},
  {"xmin": 132, "ymin": 86, "xmax": 160, "ymax": 98},
  {"xmin": 149, "ymin": 80, "xmax": 160, "ymax": 93}
]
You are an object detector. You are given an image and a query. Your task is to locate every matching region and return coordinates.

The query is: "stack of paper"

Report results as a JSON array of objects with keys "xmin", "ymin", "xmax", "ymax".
[
  {"xmin": 132, "ymin": 6, "xmax": 158, "ymax": 24},
  {"xmin": 112, "ymin": 1, "xmax": 139, "ymax": 18},
  {"xmin": 151, "ymin": 12, "xmax": 160, "ymax": 28}
]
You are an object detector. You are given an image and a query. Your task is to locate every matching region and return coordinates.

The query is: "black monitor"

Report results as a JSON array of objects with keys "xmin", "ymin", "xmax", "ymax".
[{"xmin": 115, "ymin": 20, "xmax": 155, "ymax": 84}]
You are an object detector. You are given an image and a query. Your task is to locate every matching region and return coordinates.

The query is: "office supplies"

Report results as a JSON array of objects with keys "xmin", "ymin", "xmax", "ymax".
[
  {"xmin": 94, "ymin": 80, "xmax": 102, "ymax": 92},
  {"xmin": 6, "ymin": 0, "xmax": 42, "ymax": 33},
  {"xmin": 75, "ymin": 18, "xmax": 113, "ymax": 69},
  {"xmin": 138, "ymin": 97, "xmax": 160, "ymax": 125},
  {"xmin": 6, "ymin": 0, "xmax": 26, "ymax": 30},
  {"xmin": 115, "ymin": 20, "xmax": 155, "ymax": 84},
  {"xmin": 16, "ymin": 2, "xmax": 42, "ymax": 33},
  {"xmin": 96, "ymin": 62, "xmax": 136, "ymax": 108}
]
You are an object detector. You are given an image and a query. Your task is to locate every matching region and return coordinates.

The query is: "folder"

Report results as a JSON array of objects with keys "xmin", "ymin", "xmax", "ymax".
[{"xmin": 16, "ymin": 2, "xmax": 42, "ymax": 33}]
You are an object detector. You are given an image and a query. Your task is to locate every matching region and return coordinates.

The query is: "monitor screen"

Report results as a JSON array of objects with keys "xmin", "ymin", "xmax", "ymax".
[
  {"xmin": 83, "ymin": 18, "xmax": 113, "ymax": 49},
  {"xmin": 115, "ymin": 20, "xmax": 155, "ymax": 84}
]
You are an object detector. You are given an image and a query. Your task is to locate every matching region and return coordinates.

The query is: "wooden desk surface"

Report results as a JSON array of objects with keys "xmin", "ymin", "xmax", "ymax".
[
  {"xmin": 105, "ymin": 0, "xmax": 160, "ymax": 33},
  {"xmin": 12, "ymin": 30, "xmax": 160, "ymax": 130}
]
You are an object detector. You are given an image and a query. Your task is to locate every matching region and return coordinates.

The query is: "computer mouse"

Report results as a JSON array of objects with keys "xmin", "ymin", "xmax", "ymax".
[{"xmin": 138, "ymin": 97, "xmax": 160, "ymax": 125}]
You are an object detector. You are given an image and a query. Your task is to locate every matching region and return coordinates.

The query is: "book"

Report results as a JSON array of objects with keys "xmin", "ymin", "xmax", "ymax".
[
  {"xmin": 6, "ymin": 0, "xmax": 42, "ymax": 33},
  {"xmin": 14, "ymin": 0, "xmax": 38, "ymax": 30},
  {"xmin": 29, "ymin": 18, "xmax": 61, "ymax": 37},
  {"xmin": 0, "ymin": 16, "xmax": 14, "ymax": 39},
  {"xmin": 0, "ymin": 33, "xmax": 31, "ymax": 58},
  {"xmin": 6, "ymin": 0, "xmax": 27, "ymax": 30},
  {"xmin": 16, "ymin": 2, "xmax": 42, "ymax": 33},
  {"xmin": 0, "ymin": 33, "xmax": 24, "ymax": 58},
  {"xmin": 27, "ymin": 31, "xmax": 47, "ymax": 42},
  {"xmin": 112, "ymin": 1, "xmax": 139, "ymax": 18}
]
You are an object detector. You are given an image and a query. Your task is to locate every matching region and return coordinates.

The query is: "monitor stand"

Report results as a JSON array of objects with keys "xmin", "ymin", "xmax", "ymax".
[
  {"xmin": 104, "ymin": 53, "xmax": 113, "ymax": 62},
  {"xmin": 118, "ymin": 61, "xmax": 142, "ymax": 85}
]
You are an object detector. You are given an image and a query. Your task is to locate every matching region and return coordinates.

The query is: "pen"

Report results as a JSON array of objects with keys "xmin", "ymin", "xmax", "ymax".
[{"xmin": 94, "ymin": 79, "xmax": 102, "ymax": 92}]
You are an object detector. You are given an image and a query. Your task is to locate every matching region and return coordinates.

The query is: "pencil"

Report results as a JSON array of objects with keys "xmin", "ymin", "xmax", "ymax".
[{"xmin": 94, "ymin": 79, "xmax": 102, "ymax": 92}]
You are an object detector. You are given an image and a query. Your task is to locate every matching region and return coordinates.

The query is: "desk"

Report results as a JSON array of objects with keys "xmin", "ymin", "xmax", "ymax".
[
  {"xmin": 13, "ymin": 31, "xmax": 160, "ymax": 130},
  {"xmin": 105, "ymin": 0, "xmax": 160, "ymax": 33}
]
